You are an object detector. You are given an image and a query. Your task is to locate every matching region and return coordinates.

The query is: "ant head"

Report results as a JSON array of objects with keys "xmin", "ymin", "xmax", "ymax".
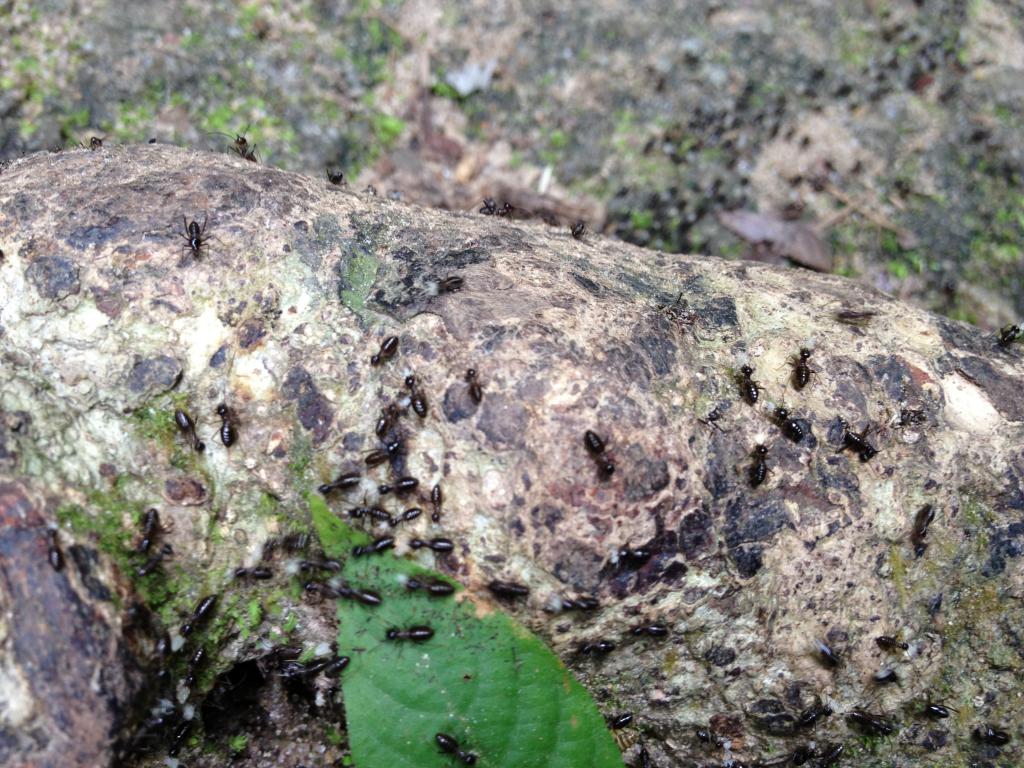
[
  {"xmin": 740, "ymin": 364, "xmax": 754, "ymax": 376},
  {"xmin": 215, "ymin": 403, "xmax": 228, "ymax": 416},
  {"xmin": 754, "ymin": 443, "xmax": 769, "ymax": 456},
  {"xmin": 799, "ymin": 348, "xmax": 812, "ymax": 359}
]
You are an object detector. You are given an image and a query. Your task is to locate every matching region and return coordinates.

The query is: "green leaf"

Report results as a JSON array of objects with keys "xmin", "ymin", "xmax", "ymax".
[{"xmin": 308, "ymin": 495, "xmax": 623, "ymax": 768}]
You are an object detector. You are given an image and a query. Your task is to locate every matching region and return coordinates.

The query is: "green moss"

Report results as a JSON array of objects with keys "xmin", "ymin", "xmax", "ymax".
[
  {"xmin": 630, "ymin": 210, "xmax": 654, "ymax": 230},
  {"xmin": 326, "ymin": 727, "xmax": 345, "ymax": 746},
  {"xmin": 339, "ymin": 244, "xmax": 379, "ymax": 315},
  {"xmin": 228, "ymin": 734, "xmax": 249, "ymax": 754},
  {"xmin": 283, "ymin": 611, "xmax": 299, "ymax": 633},
  {"xmin": 372, "ymin": 113, "xmax": 405, "ymax": 145},
  {"xmin": 887, "ymin": 545, "xmax": 909, "ymax": 606},
  {"xmin": 287, "ymin": 427, "xmax": 314, "ymax": 485}
]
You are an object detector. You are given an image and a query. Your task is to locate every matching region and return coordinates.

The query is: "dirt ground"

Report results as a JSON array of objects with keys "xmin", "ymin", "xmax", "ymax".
[{"xmin": 3, "ymin": 0, "xmax": 1023, "ymax": 328}]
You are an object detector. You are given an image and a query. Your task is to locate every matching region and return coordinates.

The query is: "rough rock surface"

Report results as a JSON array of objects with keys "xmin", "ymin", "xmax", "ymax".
[{"xmin": 1, "ymin": 145, "xmax": 1022, "ymax": 767}]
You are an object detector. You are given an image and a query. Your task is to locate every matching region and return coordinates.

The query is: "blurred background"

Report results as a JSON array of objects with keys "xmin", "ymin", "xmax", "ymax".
[{"xmin": 2, "ymin": 0, "xmax": 1022, "ymax": 328}]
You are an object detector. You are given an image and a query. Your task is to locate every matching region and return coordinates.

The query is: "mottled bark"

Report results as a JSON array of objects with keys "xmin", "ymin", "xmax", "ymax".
[{"xmin": 1, "ymin": 145, "xmax": 1022, "ymax": 768}]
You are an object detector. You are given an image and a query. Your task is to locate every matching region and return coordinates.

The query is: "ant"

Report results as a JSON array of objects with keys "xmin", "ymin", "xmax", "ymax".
[
  {"xmin": 924, "ymin": 702, "xmax": 957, "ymax": 719},
  {"xmin": 138, "ymin": 508, "xmax": 171, "ymax": 554},
  {"xmin": 371, "ymin": 335, "xmax": 399, "ymax": 366},
  {"xmin": 375, "ymin": 403, "xmax": 404, "ymax": 438},
  {"xmin": 215, "ymin": 403, "xmax": 237, "ymax": 447},
  {"xmin": 47, "ymin": 528, "xmax": 63, "ymax": 571},
  {"xmin": 571, "ymin": 220, "xmax": 586, "ymax": 240},
  {"xmin": 789, "ymin": 347, "xmax": 815, "ymax": 390},
  {"xmin": 873, "ymin": 668, "xmax": 899, "ymax": 685},
  {"xmin": 736, "ymin": 364, "xmax": 763, "ymax": 406},
  {"xmin": 464, "ymin": 368, "xmax": 483, "ymax": 403},
  {"xmin": 405, "ymin": 375, "xmax": 428, "ymax": 418},
  {"xmin": 487, "ymin": 579, "xmax": 529, "ymax": 599},
  {"xmin": 391, "ymin": 507, "xmax": 422, "ymax": 526},
  {"xmin": 326, "ymin": 168, "xmax": 345, "ymax": 186},
  {"xmin": 772, "ymin": 405, "xmax": 805, "ymax": 443},
  {"xmin": 386, "ymin": 625, "xmax": 434, "ymax": 642},
  {"xmin": 996, "ymin": 323, "xmax": 1021, "ymax": 348},
  {"xmin": 352, "ymin": 536, "xmax": 395, "ymax": 557},
  {"xmin": 846, "ymin": 709, "xmax": 894, "ymax": 736},
  {"xmin": 834, "ymin": 308, "xmax": 877, "ymax": 326},
  {"xmin": 225, "ymin": 129, "xmax": 258, "ymax": 162},
  {"xmin": 137, "ymin": 543, "xmax": 173, "ymax": 576},
  {"xmin": 835, "ymin": 419, "xmax": 878, "ymax": 461},
  {"xmin": 180, "ymin": 594, "xmax": 217, "ymax": 636},
  {"xmin": 875, "ymin": 635, "xmax": 909, "ymax": 652},
  {"xmin": 698, "ymin": 404, "xmax": 726, "ymax": 432},
  {"xmin": 438, "ymin": 276, "xmax": 464, "ymax": 293},
  {"xmin": 406, "ymin": 577, "xmax": 455, "ymax": 596},
  {"xmin": 88, "ymin": 136, "xmax": 104, "ymax": 150},
  {"xmin": 561, "ymin": 596, "xmax": 600, "ymax": 611},
  {"xmin": 410, "ymin": 537, "xmax": 454, "ymax": 553},
  {"xmin": 815, "ymin": 639, "xmax": 841, "ymax": 669},
  {"xmin": 615, "ymin": 545, "xmax": 653, "ymax": 569},
  {"xmin": 318, "ymin": 472, "xmax": 361, "ymax": 495},
  {"xmin": 582, "ymin": 428, "xmax": 615, "ymax": 478},
  {"xmin": 578, "ymin": 639, "xmax": 615, "ymax": 655},
  {"xmin": 179, "ymin": 214, "xmax": 210, "ymax": 260},
  {"xmin": 973, "ymin": 724, "xmax": 1010, "ymax": 745},
  {"xmin": 435, "ymin": 733, "xmax": 477, "ymax": 765},
  {"xmin": 607, "ymin": 712, "xmax": 634, "ymax": 729},
  {"xmin": 431, "ymin": 483, "xmax": 443, "ymax": 522},
  {"xmin": 631, "ymin": 623, "xmax": 668, "ymax": 638},
  {"xmin": 234, "ymin": 566, "xmax": 273, "ymax": 580},
  {"xmin": 911, "ymin": 504, "xmax": 935, "ymax": 557},
  {"xmin": 796, "ymin": 701, "xmax": 833, "ymax": 729},
  {"xmin": 365, "ymin": 438, "xmax": 403, "ymax": 467},
  {"xmin": 749, "ymin": 443, "xmax": 770, "ymax": 487},
  {"xmin": 174, "ymin": 409, "xmax": 205, "ymax": 452}
]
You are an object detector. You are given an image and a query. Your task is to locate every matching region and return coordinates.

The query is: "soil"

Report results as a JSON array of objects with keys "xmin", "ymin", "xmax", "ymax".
[{"xmin": 3, "ymin": 1, "xmax": 1023, "ymax": 327}]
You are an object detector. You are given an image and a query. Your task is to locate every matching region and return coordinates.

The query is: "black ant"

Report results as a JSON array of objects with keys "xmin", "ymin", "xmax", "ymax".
[
  {"xmin": 370, "ymin": 335, "xmax": 399, "ymax": 366},
  {"xmin": 846, "ymin": 709, "xmax": 894, "ymax": 736},
  {"xmin": 749, "ymin": 443, "xmax": 770, "ymax": 488},
  {"xmin": 834, "ymin": 308, "xmax": 877, "ymax": 325},
  {"xmin": 797, "ymin": 702, "xmax": 833, "ymax": 729},
  {"xmin": 571, "ymin": 220, "xmax": 586, "ymax": 239},
  {"xmin": 996, "ymin": 323, "xmax": 1021, "ymax": 348},
  {"xmin": 234, "ymin": 566, "xmax": 273, "ymax": 580},
  {"xmin": 924, "ymin": 702, "xmax": 957, "ymax": 719},
  {"xmin": 352, "ymin": 536, "xmax": 395, "ymax": 557},
  {"xmin": 378, "ymin": 476, "xmax": 418, "ymax": 495},
  {"xmin": 438, "ymin": 276, "xmax": 464, "ymax": 293},
  {"xmin": 464, "ymin": 368, "xmax": 483, "ymax": 403},
  {"xmin": 772, "ymin": 405, "xmax": 805, "ymax": 443},
  {"xmin": 326, "ymin": 168, "xmax": 345, "ymax": 186},
  {"xmin": 973, "ymin": 724, "xmax": 1010, "ymax": 745},
  {"xmin": 391, "ymin": 507, "xmax": 422, "ymax": 526},
  {"xmin": 698, "ymin": 404, "xmax": 725, "ymax": 432},
  {"xmin": 179, "ymin": 214, "xmax": 209, "ymax": 260},
  {"xmin": 615, "ymin": 545, "xmax": 653, "ymax": 569},
  {"xmin": 180, "ymin": 594, "xmax": 217, "ymax": 636},
  {"xmin": 836, "ymin": 419, "xmax": 878, "ymax": 461},
  {"xmin": 386, "ymin": 625, "xmax": 434, "ymax": 642},
  {"xmin": 479, "ymin": 198, "xmax": 498, "ymax": 215},
  {"xmin": 736, "ymin": 364, "xmax": 763, "ymax": 406},
  {"xmin": 409, "ymin": 537, "xmax": 454, "ymax": 553},
  {"xmin": 167, "ymin": 720, "xmax": 192, "ymax": 757},
  {"xmin": 487, "ymin": 579, "xmax": 530, "ymax": 599},
  {"xmin": 578, "ymin": 639, "xmax": 615, "ymax": 655},
  {"xmin": 431, "ymin": 483, "xmax": 443, "ymax": 522},
  {"xmin": 47, "ymin": 528, "xmax": 63, "ymax": 570},
  {"xmin": 875, "ymin": 635, "xmax": 909, "ymax": 652},
  {"xmin": 631, "ymin": 623, "xmax": 668, "ymax": 638},
  {"xmin": 365, "ymin": 439, "xmax": 402, "ymax": 467},
  {"xmin": 561, "ymin": 596, "xmax": 600, "ymax": 611},
  {"xmin": 406, "ymin": 577, "xmax": 455, "ymax": 596},
  {"xmin": 138, "ymin": 508, "xmax": 171, "ymax": 554},
  {"xmin": 607, "ymin": 712, "xmax": 634, "ymax": 729},
  {"xmin": 582, "ymin": 428, "xmax": 615, "ymax": 478},
  {"xmin": 215, "ymin": 403, "xmax": 237, "ymax": 447},
  {"xmin": 375, "ymin": 403, "xmax": 404, "ymax": 438},
  {"xmin": 435, "ymin": 733, "xmax": 477, "ymax": 765},
  {"xmin": 816, "ymin": 639, "xmax": 841, "ymax": 669},
  {"xmin": 224, "ymin": 129, "xmax": 258, "ymax": 162},
  {"xmin": 873, "ymin": 668, "xmax": 899, "ymax": 685},
  {"xmin": 789, "ymin": 347, "xmax": 815, "ymax": 390},
  {"xmin": 174, "ymin": 409, "xmax": 205, "ymax": 452},
  {"xmin": 318, "ymin": 472, "xmax": 361, "ymax": 495},
  {"xmin": 405, "ymin": 375, "xmax": 428, "ymax": 418},
  {"xmin": 910, "ymin": 504, "xmax": 934, "ymax": 558},
  {"xmin": 89, "ymin": 136, "xmax": 104, "ymax": 149},
  {"xmin": 137, "ymin": 543, "xmax": 173, "ymax": 576}
]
